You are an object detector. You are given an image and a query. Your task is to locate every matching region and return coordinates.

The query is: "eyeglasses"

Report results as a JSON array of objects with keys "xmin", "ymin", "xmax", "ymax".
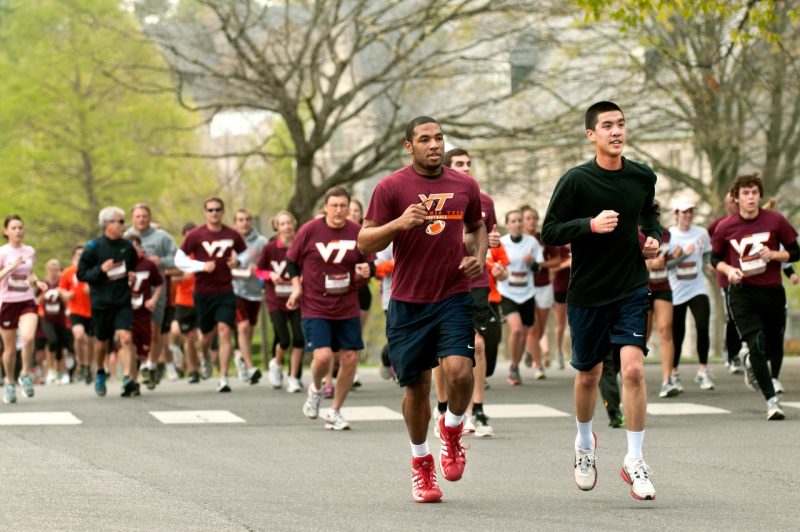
[{"xmin": 206, "ymin": 208, "xmax": 223, "ymax": 213}]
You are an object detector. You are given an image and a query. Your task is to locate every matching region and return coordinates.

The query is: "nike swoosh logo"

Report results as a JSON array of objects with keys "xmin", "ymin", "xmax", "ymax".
[
  {"xmin": 633, "ymin": 333, "xmax": 644, "ymax": 337},
  {"xmin": 467, "ymin": 345, "xmax": 474, "ymax": 349}
]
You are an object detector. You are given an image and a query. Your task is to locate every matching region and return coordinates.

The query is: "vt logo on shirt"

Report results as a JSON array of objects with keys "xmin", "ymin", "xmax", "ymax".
[
  {"xmin": 315, "ymin": 240, "xmax": 356, "ymax": 263},
  {"xmin": 419, "ymin": 193, "xmax": 463, "ymax": 236},
  {"xmin": 419, "ymin": 193, "xmax": 454, "ymax": 211},
  {"xmin": 270, "ymin": 260, "xmax": 287, "ymax": 277},
  {"xmin": 729, "ymin": 232, "xmax": 770, "ymax": 257},
  {"xmin": 202, "ymin": 239, "xmax": 234, "ymax": 258}
]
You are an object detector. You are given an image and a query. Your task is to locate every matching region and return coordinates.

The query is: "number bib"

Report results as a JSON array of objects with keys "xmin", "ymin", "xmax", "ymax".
[
  {"xmin": 274, "ymin": 283, "xmax": 293, "ymax": 298},
  {"xmin": 8, "ymin": 274, "xmax": 28, "ymax": 292},
  {"xmin": 676, "ymin": 261, "xmax": 698, "ymax": 280},
  {"xmin": 649, "ymin": 268, "xmax": 668, "ymax": 281},
  {"xmin": 324, "ymin": 273, "xmax": 351, "ymax": 295},
  {"xmin": 508, "ymin": 270, "xmax": 528, "ymax": 287},
  {"xmin": 107, "ymin": 262, "xmax": 127, "ymax": 281},
  {"xmin": 231, "ymin": 267, "xmax": 251, "ymax": 280}
]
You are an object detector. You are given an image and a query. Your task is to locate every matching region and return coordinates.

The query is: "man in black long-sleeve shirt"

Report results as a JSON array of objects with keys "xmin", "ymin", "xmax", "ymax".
[
  {"xmin": 78, "ymin": 206, "xmax": 138, "ymax": 398},
  {"xmin": 542, "ymin": 101, "xmax": 660, "ymax": 501}
]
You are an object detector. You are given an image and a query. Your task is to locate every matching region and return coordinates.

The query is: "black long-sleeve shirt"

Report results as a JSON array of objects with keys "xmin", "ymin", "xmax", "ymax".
[
  {"xmin": 542, "ymin": 157, "xmax": 661, "ymax": 306},
  {"xmin": 77, "ymin": 235, "xmax": 137, "ymax": 309}
]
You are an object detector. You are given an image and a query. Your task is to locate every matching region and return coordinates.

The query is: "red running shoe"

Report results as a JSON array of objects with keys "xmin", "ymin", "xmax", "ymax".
[
  {"xmin": 438, "ymin": 416, "xmax": 467, "ymax": 481},
  {"xmin": 411, "ymin": 454, "xmax": 442, "ymax": 503}
]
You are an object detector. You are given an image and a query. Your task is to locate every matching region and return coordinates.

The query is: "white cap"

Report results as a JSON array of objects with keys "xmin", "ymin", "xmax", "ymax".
[{"xmin": 673, "ymin": 197, "xmax": 695, "ymax": 212}]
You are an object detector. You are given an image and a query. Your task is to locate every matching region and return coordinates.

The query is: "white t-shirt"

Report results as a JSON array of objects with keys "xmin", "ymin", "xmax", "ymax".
[
  {"xmin": 668, "ymin": 224, "xmax": 711, "ymax": 305},
  {"xmin": 497, "ymin": 234, "xmax": 542, "ymax": 303},
  {"xmin": 375, "ymin": 243, "xmax": 393, "ymax": 311}
]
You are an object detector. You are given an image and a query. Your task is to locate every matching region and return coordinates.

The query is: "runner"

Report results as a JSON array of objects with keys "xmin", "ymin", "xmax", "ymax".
[
  {"xmin": 542, "ymin": 101, "xmax": 660, "ymax": 500},
  {"xmin": 440, "ymin": 147, "xmax": 503, "ymax": 438},
  {"xmin": 125, "ymin": 234, "xmax": 164, "ymax": 396},
  {"xmin": 551, "ymin": 245, "xmax": 571, "ymax": 369},
  {"xmin": 668, "ymin": 198, "xmax": 714, "ymax": 392},
  {"xmin": 232, "ymin": 208, "xmax": 266, "ymax": 386},
  {"xmin": 175, "ymin": 197, "xmax": 248, "ymax": 393},
  {"xmin": 286, "ymin": 187, "xmax": 372, "ymax": 430},
  {"xmin": 77, "ymin": 207, "xmax": 139, "ymax": 398},
  {"xmin": 374, "ymin": 242, "xmax": 395, "ymax": 381},
  {"xmin": 521, "ymin": 206, "xmax": 561, "ymax": 378},
  {"xmin": 40, "ymin": 259, "xmax": 71, "ymax": 385},
  {"xmin": 348, "ymin": 198, "xmax": 369, "ymax": 389},
  {"xmin": 59, "ymin": 245, "xmax": 94, "ymax": 385},
  {"xmin": 497, "ymin": 209, "xmax": 542, "ymax": 386},
  {"xmin": 358, "ymin": 116, "xmax": 487, "ymax": 503},
  {"xmin": 255, "ymin": 211, "xmax": 304, "ymax": 393},
  {"xmin": 173, "ymin": 223, "xmax": 201, "ymax": 383},
  {"xmin": 0, "ymin": 215, "xmax": 48, "ymax": 403},
  {"xmin": 710, "ymin": 172, "xmax": 798, "ymax": 420},
  {"xmin": 125, "ymin": 203, "xmax": 178, "ymax": 390}
]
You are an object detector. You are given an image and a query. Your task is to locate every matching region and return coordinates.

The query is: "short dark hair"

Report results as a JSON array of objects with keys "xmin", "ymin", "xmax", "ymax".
[
  {"xmin": 730, "ymin": 172, "xmax": 764, "ymax": 199},
  {"xmin": 130, "ymin": 202, "xmax": 151, "ymax": 215},
  {"xmin": 126, "ymin": 234, "xmax": 142, "ymax": 246},
  {"xmin": 324, "ymin": 186, "xmax": 351, "ymax": 204},
  {"xmin": 443, "ymin": 148, "xmax": 470, "ymax": 168},
  {"xmin": 182, "ymin": 222, "xmax": 196, "ymax": 236},
  {"xmin": 204, "ymin": 197, "xmax": 225, "ymax": 210},
  {"xmin": 585, "ymin": 101, "xmax": 623, "ymax": 131},
  {"xmin": 405, "ymin": 116, "xmax": 439, "ymax": 142}
]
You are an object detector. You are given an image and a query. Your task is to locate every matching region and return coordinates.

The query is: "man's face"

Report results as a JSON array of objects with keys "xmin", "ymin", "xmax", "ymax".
[
  {"xmin": 523, "ymin": 209, "xmax": 539, "ymax": 233},
  {"xmin": 132, "ymin": 207, "xmax": 151, "ymax": 232},
  {"xmin": 204, "ymin": 201, "xmax": 224, "ymax": 225},
  {"xmin": 449, "ymin": 154, "xmax": 472, "ymax": 176},
  {"xmin": 736, "ymin": 185, "xmax": 761, "ymax": 215},
  {"xmin": 405, "ymin": 122, "xmax": 444, "ymax": 173},
  {"xmin": 587, "ymin": 110, "xmax": 625, "ymax": 158},
  {"xmin": 324, "ymin": 195, "xmax": 350, "ymax": 227},
  {"xmin": 234, "ymin": 211, "xmax": 253, "ymax": 235}
]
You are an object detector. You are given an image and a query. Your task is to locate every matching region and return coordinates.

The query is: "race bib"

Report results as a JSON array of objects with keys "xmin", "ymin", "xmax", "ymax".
[
  {"xmin": 132, "ymin": 293, "xmax": 144, "ymax": 309},
  {"xmin": 508, "ymin": 270, "xmax": 528, "ymax": 287},
  {"xmin": 45, "ymin": 303, "xmax": 61, "ymax": 314},
  {"xmin": 107, "ymin": 261, "xmax": 126, "ymax": 281},
  {"xmin": 324, "ymin": 273, "xmax": 351, "ymax": 295},
  {"xmin": 649, "ymin": 268, "xmax": 668, "ymax": 281},
  {"xmin": 676, "ymin": 261, "xmax": 698, "ymax": 280},
  {"xmin": 231, "ymin": 267, "xmax": 251, "ymax": 280},
  {"xmin": 740, "ymin": 254, "xmax": 766, "ymax": 277},
  {"xmin": 274, "ymin": 283, "xmax": 293, "ymax": 298},
  {"xmin": 7, "ymin": 274, "xmax": 29, "ymax": 292}
]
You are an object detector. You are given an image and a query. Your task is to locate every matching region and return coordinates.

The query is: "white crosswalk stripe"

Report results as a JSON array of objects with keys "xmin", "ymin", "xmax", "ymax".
[
  {"xmin": 647, "ymin": 403, "xmax": 730, "ymax": 415},
  {"xmin": 0, "ymin": 412, "xmax": 82, "ymax": 425},
  {"xmin": 485, "ymin": 404, "xmax": 571, "ymax": 418},
  {"xmin": 149, "ymin": 410, "xmax": 245, "ymax": 424}
]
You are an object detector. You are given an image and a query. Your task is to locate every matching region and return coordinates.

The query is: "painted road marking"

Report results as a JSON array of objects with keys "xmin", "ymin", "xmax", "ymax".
[
  {"xmin": 149, "ymin": 410, "xmax": 246, "ymax": 424},
  {"xmin": 340, "ymin": 406, "xmax": 403, "ymax": 421},
  {"xmin": 647, "ymin": 403, "xmax": 730, "ymax": 415},
  {"xmin": 0, "ymin": 412, "xmax": 82, "ymax": 425},
  {"xmin": 485, "ymin": 404, "xmax": 570, "ymax": 418}
]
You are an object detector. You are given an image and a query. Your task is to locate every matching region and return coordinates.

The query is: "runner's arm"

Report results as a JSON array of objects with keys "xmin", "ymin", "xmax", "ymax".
[{"xmin": 174, "ymin": 249, "xmax": 206, "ymax": 273}]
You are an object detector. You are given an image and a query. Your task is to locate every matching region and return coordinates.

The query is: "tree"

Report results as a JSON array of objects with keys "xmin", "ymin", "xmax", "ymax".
[
  {"xmin": 0, "ymin": 0, "xmax": 215, "ymax": 263},
  {"xmin": 136, "ymin": 0, "xmax": 563, "ymax": 222}
]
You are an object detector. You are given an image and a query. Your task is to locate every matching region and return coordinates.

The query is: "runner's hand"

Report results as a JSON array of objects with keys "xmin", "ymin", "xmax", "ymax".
[
  {"xmin": 203, "ymin": 261, "xmax": 216, "ymax": 273},
  {"xmin": 397, "ymin": 204, "xmax": 427, "ymax": 230},
  {"xmin": 355, "ymin": 263, "xmax": 370, "ymax": 279},
  {"xmin": 727, "ymin": 267, "xmax": 744, "ymax": 284},
  {"xmin": 642, "ymin": 236, "xmax": 659, "ymax": 259},
  {"xmin": 488, "ymin": 224, "xmax": 501, "ymax": 248},
  {"xmin": 100, "ymin": 259, "xmax": 114, "ymax": 273},
  {"xmin": 459, "ymin": 256, "xmax": 483, "ymax": 279},
  {"xmin": 287, "ymin": 288, "xmax": 302, "ymax": 310},
  {"xmin": 592, "ymin": 210, "xmax": 618, "ymax": 233}
]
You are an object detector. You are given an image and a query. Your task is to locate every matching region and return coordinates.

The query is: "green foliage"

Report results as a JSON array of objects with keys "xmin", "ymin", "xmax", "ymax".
[{"xmin": 0, "ymin": 0, "xmax": 213, "ymax": 268}]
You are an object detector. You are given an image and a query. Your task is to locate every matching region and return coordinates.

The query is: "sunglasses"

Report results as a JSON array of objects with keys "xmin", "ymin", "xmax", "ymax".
[
  {"xmin": 206, "ymin": 208, "xmax": 223, "ymax": 213},
  {"xmin": 111, "ymin": 219, "xmax": 125, "ymax": 224}
]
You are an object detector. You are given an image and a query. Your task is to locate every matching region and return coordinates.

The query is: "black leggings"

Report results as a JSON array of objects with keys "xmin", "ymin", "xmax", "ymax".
[
  {"xmin": 672, "ymin": 294, "xmax": 710, "ymax": 367},
  {"xmin": 269, "ymin": 309, "xmax": 304, "ymax": 350}
]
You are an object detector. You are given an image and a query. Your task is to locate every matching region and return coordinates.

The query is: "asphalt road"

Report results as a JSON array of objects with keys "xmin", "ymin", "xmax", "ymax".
[{"xmin": 1, "ymin": 358, "xmax": 798, "ymax": 531}]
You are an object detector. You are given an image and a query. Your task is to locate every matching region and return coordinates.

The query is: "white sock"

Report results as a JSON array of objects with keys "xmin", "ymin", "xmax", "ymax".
[
  {"xmin": 411, "ymin": 440, "xmax": 430, "ymax": 458},
  {"xmin": 219, "ymin": 375, "xmax": 228, "ymax": 385},
  {"xmin": 444, "ymin": 408, "xmax": 464, "ymax": 428},
  {"xmin": 576, "ymin": 418, "xmax": 593, "ymax": 450},
  {"xmin": 626, "ymin": 430, "xmax": 644, "ymax": 462}
]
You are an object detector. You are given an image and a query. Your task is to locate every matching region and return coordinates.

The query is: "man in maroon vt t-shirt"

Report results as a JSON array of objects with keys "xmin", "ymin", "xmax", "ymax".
[
  {"xmin": 286, "ymin": 186, "xmax": 372, "ymax": 431},
  {"xmin": 175, "ymin": 197, "xmax": 247, "ymax": 393},
  {"xmin": 358, "ymin": 116, "xmax": 488, "ymax": 504},
  {"xmin": 711, "ymin": 172, "xmax": 798, "ymax": 420}
]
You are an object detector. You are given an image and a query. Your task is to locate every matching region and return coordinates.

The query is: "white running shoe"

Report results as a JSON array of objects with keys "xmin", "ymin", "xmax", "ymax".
[
  {"xmin": 235, "ymin": 354, "xmax": 249, "ymax": 383},
  {"xmin": 694, "ymin": 369, "xmax": 714, "ymax": 391},
  {"xmin": 59, "ymin": 372, "xmax": 71, "ymax": 385},
  {"xmin": 670, "ymin": 372, "xmax": 684, "ymax": 393},
  {"xmin": 216, "ymin": 378, "xmax": 231, "ymax": 393},
  {"xmin": 741, "ymin": 352, "xmax": 758, "ymax": 392},
  {"xmin": 462, "ymin": 415, "xmax": 476, "ymax": 435},
  {"xmin": 772, "ymin": 378, "xmax": 785, "ymax": 394},
  {"xmin": 659, "ymin": 380, "xmax": 680, "ymax": 398},
  {"xmin": 268, "ymin": 358, "xmax": 283, "ymax": 389},
  {"xmin": 18, "ymin": 375, "xmax": 34, "ymax": 398},
  {"xmin": 303, "ymin": 384, "xmax": 321, "ymax": 419},
  {"xmin": 533, "ymin": 367, "xmax": 546, "ymax": 380},
  {"xmin": 324, "ymin": 409, "xmax": 351, "ymax": 430},
  {"xmin": 767, "ymin": 396, "xmax": 785, "ymax": 420},
  {"xmin": 286, "ymin": 376, "xmax": 302, "ymax": 393},
  {"xmin": 166, "ymin": 363, "xmax": 179, "ymax": 382},
  {"xmin": 574, "ymin": 432, "xmax": 597, "ymax": 491},
  {"xmin": 46, "ymin": 370, "xmax": 58, "ymax": 385},
  {"xmin": 472, "ymin": 412, "xmax": 494, "ymax": 438},
  {"xmin": 620, "ymin": 457, "xmax": 655, "ymax": 500}
]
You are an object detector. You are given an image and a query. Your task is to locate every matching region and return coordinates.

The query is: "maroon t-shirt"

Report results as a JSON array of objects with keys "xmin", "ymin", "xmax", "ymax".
[
  {"xmin": 42, "ymin": 280, "xmax": 67, "ymax": 327},
  {"xmin": 711, "ymin": 209, "xmax": 798, "ymax": 287},
  {"xmin": 131, "ymin": 256, "xmax": 163, "ymax": 314},
  {"xmin": 365, "ymin": 165, "xmax": 483, "ymax": 304},
  {"xmin": 471, "ymin": 191, "xmax": 498, "ymax": 290},
  {"xmin": 552, "ymin": 246, "xmax": 570, "ymax": 294},
  {"xmin": 708, "ymin": 214, "xmax": 734, "ymax": 289},
  {"xmin": 533, "ymin": 232, "xmax": 560, "ymax": 287},
  {"xmin": 257, "ymin": 238, "xmax": 293, "ymax": 313},
  {"xmin": 287, "ymin": 218, "xmax": 368, "ymax": 320},
  {"xmin": 180, "ymin": 225, "xmax": 247, "ymax": 295},
  {"xmin": 640, "ymin": 228, "xmax": 671, "ymax": 292}
]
